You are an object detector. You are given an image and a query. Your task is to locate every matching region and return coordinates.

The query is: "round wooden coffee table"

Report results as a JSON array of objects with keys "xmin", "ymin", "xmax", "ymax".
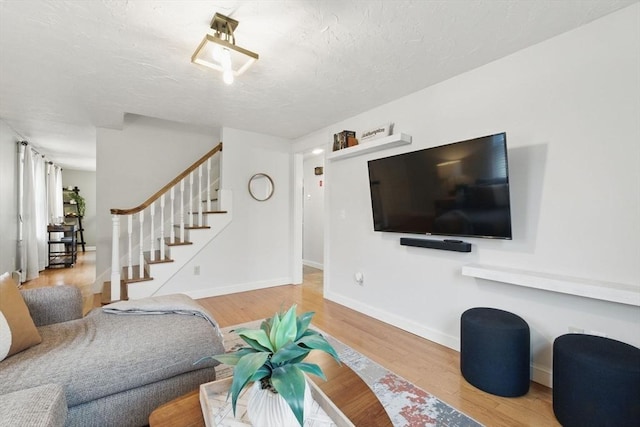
[{"xmin": 149, "ymin": 351, "xmax": 392, "ymax": 426}]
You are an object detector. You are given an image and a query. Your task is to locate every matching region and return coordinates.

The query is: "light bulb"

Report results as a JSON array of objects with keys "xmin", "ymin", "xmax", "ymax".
[
  {"xmin": 220, "ymin": 48, "xmax": 232, "ymax": 70},
  {"xmin": 223, "ymin": 69, "xmax": 234, "ymax": 85},
  {"xmin": 212, "ymin": 45, "xmax": 223, "ymax": 63}
]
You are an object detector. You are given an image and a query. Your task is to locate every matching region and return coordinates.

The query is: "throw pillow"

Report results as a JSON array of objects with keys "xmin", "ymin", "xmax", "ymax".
[{"xmin": 0, "ymin": 272, "xmax": 42, "ymax": 361}]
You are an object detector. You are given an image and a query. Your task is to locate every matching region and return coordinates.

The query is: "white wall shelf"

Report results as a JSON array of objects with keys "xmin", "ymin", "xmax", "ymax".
[
  {"xmin": 462, "ymin": 263, "xmax": 640, "ymax": 307},
  {"xmin": 326, "ymin": 133, "xmax": 412, "ymax": 161}
]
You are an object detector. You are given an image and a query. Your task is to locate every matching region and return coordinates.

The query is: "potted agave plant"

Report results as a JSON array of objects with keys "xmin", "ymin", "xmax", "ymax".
[{"xmin": 205, "ymin": 305, "xmax": 340, "ymax": 426}]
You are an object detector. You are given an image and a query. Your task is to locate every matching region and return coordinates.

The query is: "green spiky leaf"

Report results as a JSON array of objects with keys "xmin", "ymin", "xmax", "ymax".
[
  {"xmin": 296, "ymin": 334, "xmax": 340, "ymax": 364},
  {"xmin": 295, "ymin": 311, "xmax": 314, "ymax": 340},
  {"xmin": 229, "ymin": 352, "xmax": 269, "ymax": 413},
  {"xmin": 271, "ymin": 364, "xmax": 307, "ymax": 427},
  {"xmin": 236, "ymin": 327, "xmax": 274, "ymax": 352},
  {"xmin": 296, "ymin": 362, "xmax": 326, "ymax": 380},
  {"xmin": 271, "ymin": 341, "xmax": 310, "ymax": 366},
  {"xmin": 270, "ymin": 305, "xmax": 298, "ymax": 351}
]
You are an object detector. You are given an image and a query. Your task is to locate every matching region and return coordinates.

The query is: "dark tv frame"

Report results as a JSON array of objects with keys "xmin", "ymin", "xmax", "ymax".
[{"xmin": 367, "ymin": 132, "xmax": 513, "ymax": 240}]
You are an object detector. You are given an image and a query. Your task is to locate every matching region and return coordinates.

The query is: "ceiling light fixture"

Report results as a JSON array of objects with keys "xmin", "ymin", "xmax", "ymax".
[{"xmin": 191, "ymin": 13, "xmax": 259, "ymax": 85}]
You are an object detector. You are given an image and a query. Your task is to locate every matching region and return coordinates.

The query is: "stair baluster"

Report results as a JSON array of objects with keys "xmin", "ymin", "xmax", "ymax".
[
  {"xmin": 207, "ymin": 158, "xmax": 212, "ymax": 212},
  {"xmin": 160, "ymin": 194, "xmax": 165, "ymax": 260},
  {"xmin": 150, "ymin": 201, "xmax": 156, "ymax": 262},
  {"xmin": 170, "ymin": 187, "xmax": 175, "ymax": 244},
  {"xmin": 127, "ymin": 216, "xmax": 133, "ymax": 279},
  {"xmin": 198, "ymin": 164, "xmax": 203, "ymax": 227},
  {"xmin": 179, "ymin": 180, "xmax": 185, "ymax": 242},
  {"xmin": 110, "ymin": 215, "xmax": 121, "ymax": 300}
]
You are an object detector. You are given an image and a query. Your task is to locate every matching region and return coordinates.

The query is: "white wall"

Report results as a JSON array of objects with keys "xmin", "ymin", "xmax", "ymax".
[
  {"xmin": 293, "ymin": 5, "xmax": 640, "ymax": 386},
  {"xmin": 303, "ymin": 155, "xmax": 324, "ymax": 269},
  {"xmin": 95, "ymin": 114, "xmax": 221, "ymax": 291},
  {"xmin": 160, "ymin": 127, "xmax": 293, "ymax": 297},
  {"xmin": 62, "ymin": 169, "xmax": 97, "ymax": 248},
  {"xmin": 0, "ymin": 120, "xmax": 19, "ymax": 274}
]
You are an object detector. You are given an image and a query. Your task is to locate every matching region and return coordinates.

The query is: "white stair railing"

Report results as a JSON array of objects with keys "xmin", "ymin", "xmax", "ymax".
[{"xmin": 108, "ymin": 143, "xmax": 222, "ymax": 300}]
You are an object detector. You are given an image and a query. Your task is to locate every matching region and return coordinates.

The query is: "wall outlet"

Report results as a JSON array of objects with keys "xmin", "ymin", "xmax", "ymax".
[
  {"xmin": 354, "ymin": 272, "xmax": 364, "ymax": 286},
  {"xmin": 193, "ymin": 265, "xmax": 200, "ymax": 276}
]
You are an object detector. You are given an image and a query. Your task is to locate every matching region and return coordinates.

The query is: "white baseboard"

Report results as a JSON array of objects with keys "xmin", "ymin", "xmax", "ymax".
[
  {"xmin": 185, "ymin": 277, "xmax": 293, "ymax": 300},
  {"xmin": 531, "ymin": 363, "xmax": 552, "ymax": 388},
  {"xmin": 324, "ymin": 290, "xmax": 460, "ymax": 350},
  {"xmin": 303, "ymin": 260, "xmax": 324, "ymax": 270},
  {"xmin": 324, "ymin": 289, "xmax": 553, "ymax": 388}
]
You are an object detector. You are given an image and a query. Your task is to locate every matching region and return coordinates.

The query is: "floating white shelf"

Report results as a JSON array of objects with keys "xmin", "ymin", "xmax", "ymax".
[
  {"xmin": 462, "ymin": 263, "xmax": 640, "ymax": 307},
  {"xmin": 326, "ymin": 133, "xmax": 412, "ymax": 161}
]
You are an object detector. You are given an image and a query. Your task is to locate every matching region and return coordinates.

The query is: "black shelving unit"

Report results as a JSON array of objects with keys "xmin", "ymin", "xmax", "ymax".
[
  {"xmin": 47, "ymin": 224, "xmax": 77, "ymax": 267},
  {"xmin": 63, "ymin": 187, "xmax": 86, "ymax": 252}
]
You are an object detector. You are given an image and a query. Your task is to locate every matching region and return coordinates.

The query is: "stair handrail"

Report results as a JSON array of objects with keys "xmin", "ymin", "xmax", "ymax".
[{"xmin": 110, "ymin": 142, "xmax": 223, "ymax": 215}]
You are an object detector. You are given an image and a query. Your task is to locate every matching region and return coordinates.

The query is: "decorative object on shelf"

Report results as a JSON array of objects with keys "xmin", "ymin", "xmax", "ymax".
[
  {"xmin": 199, "ymin": 305, "xmax": 340, "ymax": 427},
  {"xmin": 191, "ymin": 12, "xmax": 259, "ymax": 85},
  {"xmin": 314, "ymin": 167, "xmax": 323, "ymax": 176},
  {"xmin": 332, "ymin": 130, "xmax": 357, "ymax": 151},
  {"xmin": 361, "ymin": 122, "xmax": 393, "ymax": 142},
  {"xmin": 69, "ymin": 191, "xmax": 86, "ymax": 217},
  {"xmin": 62, "ymin": 187, "xmax": 86, "ymax": 252},
  {"xmin": 248, "ymin": 173, "xmax": 274, "ymax": 201},
  {"xmin": 326, "ymin": 132, "xmax": 412, "ymax": 161}
]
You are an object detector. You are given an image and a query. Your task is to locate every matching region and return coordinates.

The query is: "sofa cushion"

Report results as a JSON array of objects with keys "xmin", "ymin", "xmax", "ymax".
[
  {"xmin": 0, "ymin": 384, "xmax": 67, "ymax": 427},
  {"xmin": 0, "ymin": 273, "xmax": 42, "ymax": 362},
  {"xmin": 0, "ymin": 308, "xmax": 225, "ymax": 407}
]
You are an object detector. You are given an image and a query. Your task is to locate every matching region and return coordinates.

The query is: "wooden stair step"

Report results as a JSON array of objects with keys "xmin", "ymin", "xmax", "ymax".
[
  {"xmin": 144, "ymin": 250, "xmax": 174, "ymax": 264},
  {"xmin": 101, "ymin": 280, "xmax": 128, "ymax": 304},
  {"xmin": 172, "ymin": 224, "xmax": 210, "ymax": 230},
  {"xmin": 187, "ymin": 210, "xmax": 227, "ymax": 216},
  {"xmin": 165, "ymin": 237, "xmax": 193, "ymax": 246},
  {"xmin": 201, "ymin": 197, "xmax": 219, "ymax": 203},
  {"xmin": 122, "ymin": 265, "xmax": 153, "ymax": 283}
]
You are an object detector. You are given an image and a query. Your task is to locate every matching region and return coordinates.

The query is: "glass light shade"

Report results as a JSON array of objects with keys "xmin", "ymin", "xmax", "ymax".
[{"xmin": 192, "ymin": 32, "xmax": 258, "ymax": 77}]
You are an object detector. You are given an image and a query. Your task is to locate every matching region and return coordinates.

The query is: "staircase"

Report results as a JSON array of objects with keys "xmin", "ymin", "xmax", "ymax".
[{"xmin": 102, "ymin": 143, "xmax": 230, "ymax": 303}]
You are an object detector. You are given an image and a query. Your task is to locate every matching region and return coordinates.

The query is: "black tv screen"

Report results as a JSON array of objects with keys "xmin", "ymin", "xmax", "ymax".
[{"xmin": 367, "ymin": 132, "xmax": 512, "ymax": 239}]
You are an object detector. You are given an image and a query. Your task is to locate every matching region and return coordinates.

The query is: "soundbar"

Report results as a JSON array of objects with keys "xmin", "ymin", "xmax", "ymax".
[{"xmin": 400, "ymin": 237, "xmax": 472, "ymax": 253}]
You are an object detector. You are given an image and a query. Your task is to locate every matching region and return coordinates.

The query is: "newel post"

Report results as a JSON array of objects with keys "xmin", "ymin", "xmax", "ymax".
[{"xmin": 110, "ymin": 214, "xmax": 121, "ymax": 301}]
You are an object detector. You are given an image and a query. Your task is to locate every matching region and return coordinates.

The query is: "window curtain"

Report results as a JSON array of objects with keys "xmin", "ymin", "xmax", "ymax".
[
  {"xmin": 21, "ymin": 146, "xmax": 41, "ymax": 281},
  {"xmin": 34, "ymin": 154, "xmax": 48, "ymax": 271},
  {"xmin": 18, "ymin": 143, "xmax": 61, "ymax": 282}
]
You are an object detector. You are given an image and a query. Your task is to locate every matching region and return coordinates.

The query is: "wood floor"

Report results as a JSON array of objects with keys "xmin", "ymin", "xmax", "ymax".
[{"xmin": 23, "ymin": 260, "xmax": 558, "ymax": 427}]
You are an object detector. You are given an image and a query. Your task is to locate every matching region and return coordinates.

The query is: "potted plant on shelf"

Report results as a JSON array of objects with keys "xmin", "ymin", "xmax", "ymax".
[
  {"xmin": 202, "ymin": 305, "xmax": 340, "ymax": 426},
  {"xmin": 69, "ymin": 191, "xmax": 86, "ymax": 217}
]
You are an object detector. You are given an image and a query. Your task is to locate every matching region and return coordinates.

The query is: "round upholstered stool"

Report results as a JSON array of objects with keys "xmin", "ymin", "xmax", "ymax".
[
  {"xmin": 460, "ymin": 307, "xmax": 530, "ymax": 397},
  {"xmin": 553, "ymin": 334, "xmax": 640, "ymax": 427}
]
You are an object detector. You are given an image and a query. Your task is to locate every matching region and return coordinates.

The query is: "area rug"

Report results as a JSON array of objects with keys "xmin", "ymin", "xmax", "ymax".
[{"xmin": 215, "ymin": 321, "xmax": 483, "ymax": 427}]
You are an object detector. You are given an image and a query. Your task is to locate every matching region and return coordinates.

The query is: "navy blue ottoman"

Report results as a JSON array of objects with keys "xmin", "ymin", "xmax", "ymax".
[
  {"xmin": 553, "ymin": 334, "xmax": 640, "ymax": 427},
  {"xmin": 460, "ymin": 307, "xmax": 530, "ymax": 397}
]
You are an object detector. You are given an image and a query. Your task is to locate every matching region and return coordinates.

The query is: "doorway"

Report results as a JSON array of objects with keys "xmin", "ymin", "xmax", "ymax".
[{"xmin": 301, "ymin": 148, "xmax": 325, "ymax": 291}]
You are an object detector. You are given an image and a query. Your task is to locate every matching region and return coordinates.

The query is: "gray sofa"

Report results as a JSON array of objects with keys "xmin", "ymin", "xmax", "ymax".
[{"xmin": 0, "ymin": 286, "xmax": 225, "ymax": 426}]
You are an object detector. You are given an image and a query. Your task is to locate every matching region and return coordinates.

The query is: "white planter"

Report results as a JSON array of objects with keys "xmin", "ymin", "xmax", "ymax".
[{"xmin": 247, "ymin": 380, "xmax": 313, "ymax": 427}]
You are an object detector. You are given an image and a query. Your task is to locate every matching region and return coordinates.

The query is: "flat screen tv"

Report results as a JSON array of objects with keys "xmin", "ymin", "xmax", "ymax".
[{"xmin": 367, "ymin": 132, "xmax": 512, "ymax": 239}]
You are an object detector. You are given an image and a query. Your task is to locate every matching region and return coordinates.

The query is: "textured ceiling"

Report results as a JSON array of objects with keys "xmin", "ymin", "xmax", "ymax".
[{"xmin": 0, "ymin": 0, "xmax": 636, "ymax": 170}]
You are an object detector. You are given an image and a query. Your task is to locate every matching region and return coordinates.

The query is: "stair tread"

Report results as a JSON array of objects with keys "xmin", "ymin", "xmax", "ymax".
[
  {"xmin": 187, "ymin": 210, "xmax": 228, "ymax": 215},
  {"xmin": 101, "ymin": 280, "xmax": 128, "ymax": 304},
  {"xmin": 144, "ymin": 250, "xmax": 174, "ymax": 264},
  {"xmin": 165, "ymin": 237, "xmax": 192, "ymax": 246},
  {"xmin": 122, "ymin": 265, "xmax": 153, "ymax": 283}
]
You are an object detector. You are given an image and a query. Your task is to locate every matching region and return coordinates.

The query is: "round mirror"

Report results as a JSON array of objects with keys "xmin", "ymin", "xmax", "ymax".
[{"xmin": 248, "ymin": 173, "xmax": 274, "ymax": 201}]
